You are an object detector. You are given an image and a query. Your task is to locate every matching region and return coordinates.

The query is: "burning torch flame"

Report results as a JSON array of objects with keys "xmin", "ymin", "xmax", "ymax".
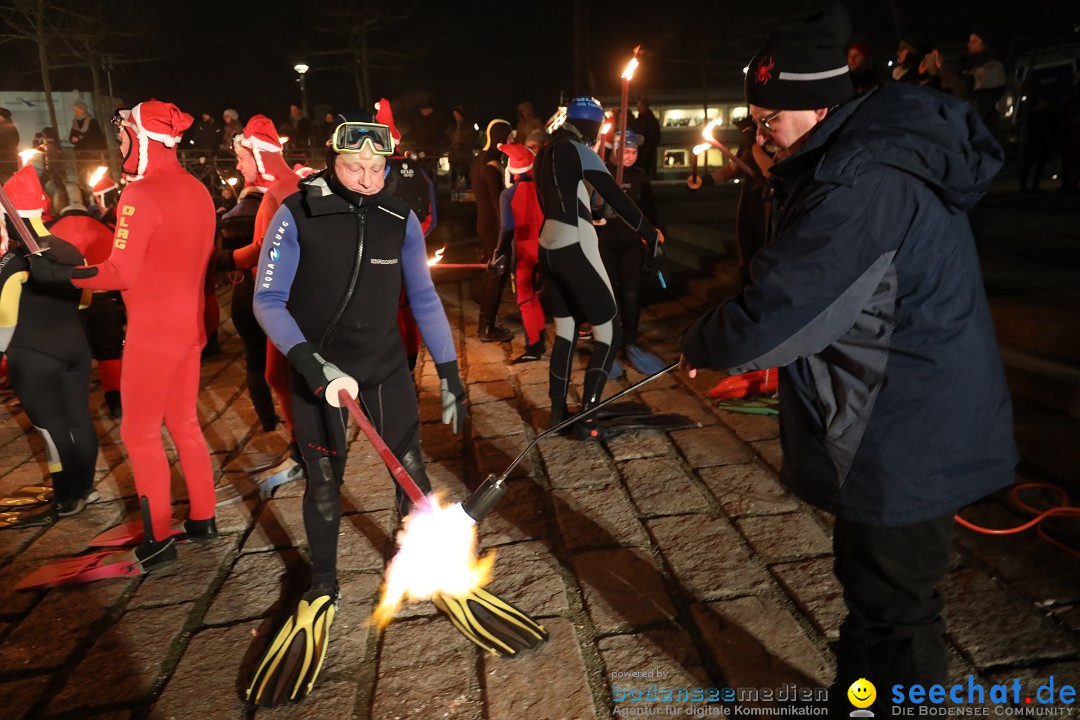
[
  {"xmin": 702, "ymin": 119, "xmax": 720, "ymax": 142},
  {"xmin": 693, "ymin": 143, "xmax": 711, "ymax": 156},
  {"xmin": 227, "ymin": 177, "xmax": 238, "ymax": 186},
  {"xmin": 88, "ymin": 165, "xmax": 108, "ymax": 188},
  {"xmin": 18, "ymin": 149, "xmax": 42, "ymax": 167},
  {"xmin": 427, "ymin": 246, "xmax": 445, "ymax": 267},
  {"xmin": 600, "ymin": 122, "xmax": 612, "ymax": 136},
  {"xmin": 621, "ymin": 56, "xmax": 639, "ymax": 81},
  {"xmin": 371, "ymin": 493, "xmax": 495, "ymax": 629}
]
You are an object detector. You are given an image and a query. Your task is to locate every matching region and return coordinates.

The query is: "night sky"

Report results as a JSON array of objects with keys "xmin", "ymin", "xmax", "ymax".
[{"xmin": 2, "ymin": 0, "xmax": 1075, "ymax": 133}]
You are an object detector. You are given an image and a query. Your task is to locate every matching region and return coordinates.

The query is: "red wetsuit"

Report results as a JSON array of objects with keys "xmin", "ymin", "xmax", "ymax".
[
  {"xmin": 500, "ymin": 177, "xmax": 545, "ymax": 345},
  {"xmin": 74, "ymin": 143, "xmax": 217, "ymax": 539},
  {"xmin": 231, "ymin": 153, "xmax": 300, "ymax": 433}
]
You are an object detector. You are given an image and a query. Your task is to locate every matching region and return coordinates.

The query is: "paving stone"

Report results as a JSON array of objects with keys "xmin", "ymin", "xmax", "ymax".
[
  {"xmin": 515, "ymin": 363, "xmax": 550, "ymax": 386},
  {"xmin": 484, "ymin": 617, "xmax": 598, "ymax": 720},
  {"xmin": 204, "ymin": 550, "xmax": 293, "ymax": 625},
  {"xmin": 129, "ymin": 535, "xmax": 240, "ymax": 608},
  {"xmin": 0, "ymin": 462, "xmax": 48, "ymax": 495},
  {"xmin": 717, "ymin": 409, "xmax": 780, "ymax": 443},
  {"xmin": 337, "ymin": 510, "xmax": 394, "ymax": 572},
  {"xmin": 697, "ymin": 463, "xmax": 800, "ymax": 517},
  {"xmin": 49, "ymin": 603, "xmax": 193, "ymax": 714},
  {"xmin": 468, "ymin": 379, "xmax": 515, "ymax": 405},
  {"xmin": 243, "ymin": 496, "xmax": 305, "ymax": 552},
  {"xmin": 468, "ymin": 345, "xmax": 508, "ymax": 367},
  {"xmin": 604, "ymin": 430, "xmax": 673, "ymax": 462},
  {"xmin": 152, "ymin": 622, "xmax": 254, "ymax": 719},
  {"xmin": 468, "ymin": 362, "xmax": 512, "ymax": 384},
  {"xmin": 943, "ymin": 567, "xmax": 1076, "ymax": 667},
  {"xmin": 420, "ymin": 419, "xmax": 466, "ymax": 461},
  {"xmin": 470, "ymin": 400, "xmax": 526, "ymax": 439},
  {"xmin": 735, "ymin": 513, "xmax": 832, "ymax": 562},
  {"xmin": 554, "ymin": 484, "xmax": 650, "ymax": 550},
  {"xmin": 671, "ymin": 426, "xmax": 753, "ymax": 469},
  {"xmin": 0, "ymin": 525, "xmax": 44, "ymax": 567},
  {"xmin": 212, "ymin": 494, "xmax": 257, "ymax": 535},
  {"xmin": 572, "ymin": 547, "xmax": 677, "ymax": 634},
  {"xmin": 206, "ymin": 404, "xmax": 257, "ymax": 453},
  {"xmin": 0, "ymin": 675, "xmax": 49, "ymax": 720},
  {"xmin": 483, "ymin": 540, "xmax": 568, "ymax": 616},
  {"xmin": 640, "ymin": 388, "xmax": 717, "ymax": 426},
  {"xmin": 770, "ymin": 558, "xmax": 845, "ymax": 640},
  {"xmin": 691, "ymin": 596, "xmax": 833, "ymax": 690},
  {"xmin": 19, "ymin": 502, "xmax": 127, "ymax": 562},
  {"xmin": 317, "ymin": 572, "xmax": 382, "ymax": 682},
  {"xmin": 418, "ymin": 386, "xmax": 443, "ymax": 424},
  {"xmin": 475, "ymin": 434, "xmax": 536, "ymax": 480},
  {"xmin": 0, "ymin": 579, "xmax": 130, "ymax": 671},
  {"xmin": 1050, "ymin": 604, "xmax": 1080, "ymax": 633},
  {"xmin": 620, "ymin": 457, "xmax": 710, "ymax": 517},
  {"xmin": 95, "ymin": 461, "xmax": 136, "ymax": 503},
  {"xmin": 220, "ymin": 430, "xmax": 290, "ymax": 473},
  {"xmin": 0, "ymin": 557, "xmax": 53, "ymax": 618},
  {"xmin": 371, "ymin": 614, "xmax": 482, "ymax": 719},
  {"xmin": 478, "ymin": 478, "xmax": 549, "ymax": 547},
  {"xmin": 750, "ymin": 438, "xmax": 784, "ymax": 474},
  {"xmin": 518, "ymin": 380, "xmax": 552, "ymax": 410},
  {"xmin": 539, "ymin": 436, "xmax": 617, "ymax": 489},
  {"xmin": 954, "ymin": 500, "xmax": 1080, "ymax": 605},
  {"xmin": 647, "ymin": 515, "xmax": 772, "ymax": 599},
  {"xmin": 598, "ymin": 628, "xmax": 710, "ymax": 714}
]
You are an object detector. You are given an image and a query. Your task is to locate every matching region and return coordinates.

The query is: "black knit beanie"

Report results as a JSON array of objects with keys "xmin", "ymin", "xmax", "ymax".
[{"xmin": 745, "ymin": 2, "xmax": 854, "ymax": 110}]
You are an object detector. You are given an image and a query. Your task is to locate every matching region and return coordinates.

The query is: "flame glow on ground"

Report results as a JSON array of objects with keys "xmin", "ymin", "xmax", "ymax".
[{"xmin": 371, "ymin": 493, "xmax": 494, "ymax": 629}]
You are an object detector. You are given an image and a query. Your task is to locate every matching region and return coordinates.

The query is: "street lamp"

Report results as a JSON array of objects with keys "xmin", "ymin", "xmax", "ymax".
[{"xmin": 294, "ymin": 63, "xmax": 310, "ymax": 118}]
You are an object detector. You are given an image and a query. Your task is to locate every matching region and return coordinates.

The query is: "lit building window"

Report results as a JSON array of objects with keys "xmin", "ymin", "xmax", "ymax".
[
  {"xmin": 663, "ymin": 149, "xmax": 689, "ymax": 168},
  {"xmin": 731, "ymin": 106, "xmax": 749, "ymax": 121}
]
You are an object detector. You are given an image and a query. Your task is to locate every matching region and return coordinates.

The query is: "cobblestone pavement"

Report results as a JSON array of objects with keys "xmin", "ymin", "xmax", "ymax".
[{"xmin": 0, "ymin": 276, "xmax": 1077, "ymax": 720}]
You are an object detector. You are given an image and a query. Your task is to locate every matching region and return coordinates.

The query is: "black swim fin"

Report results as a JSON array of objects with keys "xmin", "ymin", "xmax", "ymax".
[
  {"xmin": 246, "ymin": 588, "xmax": 338, "ymax": 707},
  {"xmin": 432, "ymin": 586, "xmax": 548, "ymax": 657},
  {"xmin": 585, "ymin": 412, "xmax": 696, "ymax": 439}
]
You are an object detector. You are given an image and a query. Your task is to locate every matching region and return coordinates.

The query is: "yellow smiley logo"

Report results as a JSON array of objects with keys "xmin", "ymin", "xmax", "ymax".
[{"xmin": 847, "ymin": 678, "xmax": 876, "ymax": 708}]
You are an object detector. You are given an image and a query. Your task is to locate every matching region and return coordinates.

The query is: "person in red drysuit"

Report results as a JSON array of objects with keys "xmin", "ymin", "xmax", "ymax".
[
  {"xmin": 375, "ymin": 99, "xmax": 439, "ymax": 372},
  {"xmin": 215, "ymin": 115, "xmax": 302, "ymax": 486},
  {"xmin": 494, "ymin": 142, "xmax": 546, "ymax": 363},
  {"xmin": 30, "ymin": 100, "xmax": 218, "ymax": 569}
]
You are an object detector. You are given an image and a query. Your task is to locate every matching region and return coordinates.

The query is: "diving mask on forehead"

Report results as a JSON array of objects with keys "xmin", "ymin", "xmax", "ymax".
[{"xmin": 330, "ymin": 122, "xmax": 394, "ymax": 156}]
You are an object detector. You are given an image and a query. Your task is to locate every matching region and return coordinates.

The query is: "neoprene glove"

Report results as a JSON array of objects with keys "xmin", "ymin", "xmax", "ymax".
[
  {"xmin": 435, "ymin": 360, "xmax": 468, "ymax": 434},
  {"xmin": 213, "ymin": 247, "xmax": 236, "ymax": 273},
  {"xmin": 488, "ymin": 254, "xmax": 509, "ymax": 277},
  {"xmin": 27, "ymin": 252, "xmax": 98, "ymax": 288},
  {"xmin": 287, "ymin": 341, "xmax": 358, "ymax": 408}
]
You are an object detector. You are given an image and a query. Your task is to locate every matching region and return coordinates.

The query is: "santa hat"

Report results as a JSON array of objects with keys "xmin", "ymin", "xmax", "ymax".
[
  {"xmin": 497, "ymin": 142, "xmax": 535, "ymax": 174},
  {"xmin": 374, "ymin": 99, "xmax": 402, "ymax": 143},
  {"xmin": 239, "ymin": 115, "xmax": 283, "ymax": 181},
  {"xmin": 2, "ymin": 165, "xmax": 48, "ymax": 218},
  {"xmin": 745, "ymin": 1, "xmax": 853, "ymax": 110},
  {"xmin": 92, "ymin": 170, "xmax": 118, "ymax": 200},
  {"xmin": 125, "ymin": 100, "xmax": 194, "ymax": 180},
  {"xmin": 292, "ymin": 163, "xmax": 317, "ymax": 179}
]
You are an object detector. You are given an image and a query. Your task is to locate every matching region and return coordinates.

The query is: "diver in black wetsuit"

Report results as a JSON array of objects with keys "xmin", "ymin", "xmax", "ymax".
[
  {"xmin": 1, "ymin": 167, "xmax": 98, "ymax": 524},
  {"xmin": 534, "ymin": 97, "xmax": 663, "ymax": 435}
]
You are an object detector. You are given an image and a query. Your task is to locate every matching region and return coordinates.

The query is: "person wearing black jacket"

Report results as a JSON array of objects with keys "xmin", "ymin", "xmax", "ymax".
[{"xmin": 679, "ymin": 5, "xmax": 1016, "ymax": 715}]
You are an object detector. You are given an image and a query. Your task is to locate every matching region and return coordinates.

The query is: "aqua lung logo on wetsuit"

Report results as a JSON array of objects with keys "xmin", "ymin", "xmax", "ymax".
[
  {"xmin": 262, "ymin": 220, "xmax": 289, "ymax": 289},
  {"xmin": 370, "ymin": 258, "xmax": 398, "ymax": 265},
  {"xmin": 399, "ymin": 163, "xmax": 414, "ymax": 179}
]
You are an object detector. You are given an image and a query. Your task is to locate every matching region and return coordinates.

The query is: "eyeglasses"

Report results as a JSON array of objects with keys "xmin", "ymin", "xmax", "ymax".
[
  {"xmin": 751, "ymin": 109, "xmax": 783, "ymax": 132},
  {"xmin": 111, "ymin": 108, "xmax": 132, "ymax": 128}
]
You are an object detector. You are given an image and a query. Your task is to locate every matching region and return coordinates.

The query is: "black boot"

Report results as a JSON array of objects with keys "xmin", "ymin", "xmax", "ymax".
[
  {"xmin": 104, "ymin": 390, "xmax": 122, "ymax": 419},
  {"xmin": 512, "ymin": 339, "xmax": 545, "ymax": 364},
  {"xmin": 479, "ymin": 323, "xmax": 514, "ymax": 343},
  {"xmin": 182, "ymin": 517, "xmax": 219, "ymax": 543}
]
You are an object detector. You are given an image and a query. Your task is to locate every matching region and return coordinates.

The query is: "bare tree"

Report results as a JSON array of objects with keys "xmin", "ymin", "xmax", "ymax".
[
  {"xmin": 307, "ymin": 0, "xmax": 417, "ymax": 109},
  {"xmin": 0, "ymin": 0, "xmax": 67, "ymax": 129}
]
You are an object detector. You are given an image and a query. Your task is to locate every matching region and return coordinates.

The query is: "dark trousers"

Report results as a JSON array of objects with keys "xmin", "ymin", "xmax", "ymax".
[{"xmin": 829, "ymin": 513, "xmax": 953, "ymax": 715}]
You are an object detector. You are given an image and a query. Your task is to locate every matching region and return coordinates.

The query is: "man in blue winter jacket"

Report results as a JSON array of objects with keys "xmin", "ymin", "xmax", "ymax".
[{"xmin": 679, "ymin": 4, "xmax": 1016, "ymax": 714}]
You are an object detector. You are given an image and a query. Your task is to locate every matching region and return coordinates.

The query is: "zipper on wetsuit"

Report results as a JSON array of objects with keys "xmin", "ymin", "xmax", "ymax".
[{"xmin": 319, "ymin": 206, "xmax": 367, "ymax": 352}]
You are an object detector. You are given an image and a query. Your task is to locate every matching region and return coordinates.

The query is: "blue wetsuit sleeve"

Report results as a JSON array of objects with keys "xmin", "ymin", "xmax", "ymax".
[
  {"xmin": 402, "ymin": 210, "xmax": 456, "ymax": 363},
  {"xmin": 253, "ymin": 204, "xmax": 307, "ymax": 355},
  {"xmin": 500, "ymin": 185, "xmax": 516, "ymax": 231}
]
